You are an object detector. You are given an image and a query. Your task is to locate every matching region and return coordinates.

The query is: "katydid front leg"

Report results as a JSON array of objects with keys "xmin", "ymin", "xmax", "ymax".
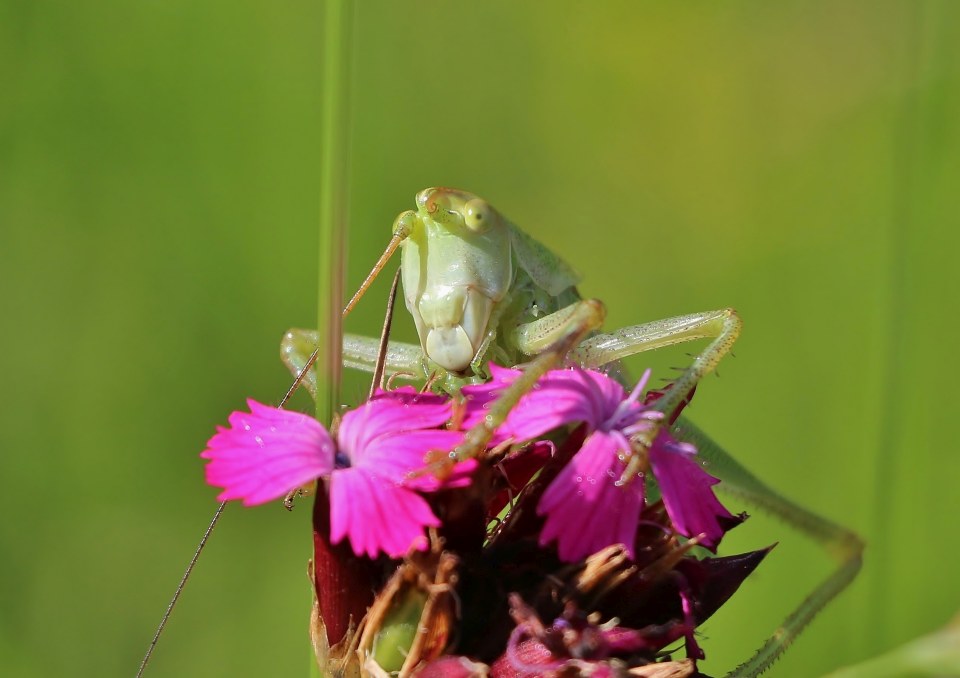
[
  {"xmin": 283, "ymin": 329, "xmax": 504, "ymax": 398},
  {"xmin": 571, "ymin": 307, "xmax": 742, "ymax": 416}
]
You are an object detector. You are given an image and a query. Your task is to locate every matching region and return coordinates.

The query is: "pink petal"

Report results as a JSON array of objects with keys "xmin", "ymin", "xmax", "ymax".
[
  {"xmin": 359, "ymin": 428, "xmax": 478, "ymax": 492},
  {"xmin": 329, "ymin": 468, "xmax": 441, "ymax": 559},
  {"xmin": 201, "ymin": 400, "xmax": 334, "ymax": 507},
  {"xmin": 350, "ymin": 429, "xmax": 464, "ymax": 482},
  {"xmin": 648, "ymin": 431, "xmax": 735, "ymax": 551},
  {"xmin": 462, "ymin": 367, "xmax": 626, "ymax": 442},
  {"xmin": 338, "ymin": 393, "xmax": 453, "ymax": 463},
  {"xmin": 537, "ymin": 431, "xmax": 645, "ymax": 561}
]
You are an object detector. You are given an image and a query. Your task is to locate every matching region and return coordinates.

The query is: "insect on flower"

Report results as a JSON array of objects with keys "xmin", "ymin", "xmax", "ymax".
[
  {"xmin": 141, "ymin": 188, "xmax": 863, "ymax": 678},
  {"xmin": 280, "ymin": 188, "xmax": 863, "ymax": 676}
]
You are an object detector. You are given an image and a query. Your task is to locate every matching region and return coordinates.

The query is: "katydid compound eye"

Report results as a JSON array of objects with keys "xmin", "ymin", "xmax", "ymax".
[{"xmin": 463, "ymin": 199, "xmax": 492, "ymax": 232}]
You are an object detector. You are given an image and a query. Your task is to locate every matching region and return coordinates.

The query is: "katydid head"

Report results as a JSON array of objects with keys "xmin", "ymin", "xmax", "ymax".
[
  {"xmin": 415, "ymin": 187, "xmax": 496, "ymax": 233},
  {"xmin": 400, "ymin": 187, "xmax": 514, "ymax": 373}
]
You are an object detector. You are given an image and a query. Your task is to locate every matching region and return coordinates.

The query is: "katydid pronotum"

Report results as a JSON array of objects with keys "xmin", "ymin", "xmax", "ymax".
[{"xmin": 278, "ymin": 187, "xmax": 864, "ymax": 677}]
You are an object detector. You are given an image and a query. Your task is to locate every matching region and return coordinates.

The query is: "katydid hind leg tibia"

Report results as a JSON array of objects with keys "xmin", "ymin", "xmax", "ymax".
[
  {"xmin": 673, "ymin": 418, "xmax": 865, "ymax": 678},
  {"xmin": 571, "ymin": 307, "xmax": 863, "ymax": 677}
]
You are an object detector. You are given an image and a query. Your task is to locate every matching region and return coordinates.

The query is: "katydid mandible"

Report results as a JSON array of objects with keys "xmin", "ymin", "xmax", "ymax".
[{"xmin": 282, "ymin": 187, "xmax": 863, "ymax": 677}]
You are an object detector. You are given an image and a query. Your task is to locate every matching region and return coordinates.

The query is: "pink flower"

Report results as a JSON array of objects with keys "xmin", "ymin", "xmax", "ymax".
[
  {"xmin": 201, "ymin": 390, "xmax": 470, "ymax": 558},
  {"xmin": 202, "ymin": 400, "xmax": 334, "ymax": 506},
  {"xmin": 464, "ymin": 367, "xmax": 659, "ymax": 561},
  {"xmin": 463, "ymin": 366, "xmax": 734, "ymax": 561}
]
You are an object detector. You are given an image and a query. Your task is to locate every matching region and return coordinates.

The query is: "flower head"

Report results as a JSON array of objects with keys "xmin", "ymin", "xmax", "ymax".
[
  {"xmin": 201, "ymin": 389, "xmax": 472, "ymax": 558},
  {"xmin": 203, "ymin": 361, "xmax": 765, "ymax": 674},
  {"xmin": 463, "ymin": 365, "xmax": 735, "ymax": 561}
]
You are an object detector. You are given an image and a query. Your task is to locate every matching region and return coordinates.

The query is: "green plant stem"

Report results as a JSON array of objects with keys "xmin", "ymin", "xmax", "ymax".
[{"xmin": 315, "ymin": 0, "xmax": 353, "ymax": 423}]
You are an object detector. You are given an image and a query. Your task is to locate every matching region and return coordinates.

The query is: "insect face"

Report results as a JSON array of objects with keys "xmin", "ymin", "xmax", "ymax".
[{"xmin": 401, "ymin": 188, "xmax": 514, "ymax": 372}]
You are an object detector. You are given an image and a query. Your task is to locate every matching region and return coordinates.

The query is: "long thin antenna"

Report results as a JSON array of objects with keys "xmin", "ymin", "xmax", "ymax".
[
  {"xmin": 369, "ymin": 266, "xmax": 402, "ymax": 400},
  {"xmin": 342, "ymin": 229, "xmax": 407, "ymax": 317},
  {"xmin": 140, "ymin": 0, "xmax": 362, "ymax": 670},
  {"xmin": 135, "ymin": 501, "xmax": 226, "ymax": 678}
]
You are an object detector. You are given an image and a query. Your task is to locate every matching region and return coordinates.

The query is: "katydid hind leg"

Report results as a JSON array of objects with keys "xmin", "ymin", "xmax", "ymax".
[
  {"xmin": 673, "ymin": 417, "xmax": 864, "ymax": 678},
  {"xmin": 564, "ymin": 307, "xmax": 861, "ymax": 674}
]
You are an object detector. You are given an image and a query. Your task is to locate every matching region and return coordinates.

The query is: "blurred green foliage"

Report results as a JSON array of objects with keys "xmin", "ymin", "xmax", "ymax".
[{"xmin": 1, "ymin": 1, "xmax": 958, "ymax": 676}]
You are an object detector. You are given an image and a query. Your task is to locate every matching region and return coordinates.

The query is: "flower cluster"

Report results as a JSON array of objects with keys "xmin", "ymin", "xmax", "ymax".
[{"xmin": 201, "ymin": 366, "xmax": 763, "ymax": 676}]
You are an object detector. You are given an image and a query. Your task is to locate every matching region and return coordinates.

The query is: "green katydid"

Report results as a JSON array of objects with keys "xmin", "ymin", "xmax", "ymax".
[{"xmin": 281, "ymin": 186, "xmax": 864, "ymax": 678}]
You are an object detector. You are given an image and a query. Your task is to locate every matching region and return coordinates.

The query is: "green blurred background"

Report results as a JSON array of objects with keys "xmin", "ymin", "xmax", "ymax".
[{"xmin": 2, "ymin": 1, "xmax": 958, "ymax": 676}]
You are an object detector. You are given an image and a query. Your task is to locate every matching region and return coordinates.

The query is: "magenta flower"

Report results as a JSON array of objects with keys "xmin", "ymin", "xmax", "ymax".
[
  {"xmin": 463, "ymin": 365, "xmax": 734, "ymax": 561},
  {"xmin": 201, "ymin": 390, "xmax": 470, "ymax": 559},
  {"xmin": 201, "ymin": 400, "xmax": 334, "ymax": 506}
]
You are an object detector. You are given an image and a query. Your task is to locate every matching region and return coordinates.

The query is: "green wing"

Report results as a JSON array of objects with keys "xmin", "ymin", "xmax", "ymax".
[{"xmin": 508, "ymin": 222, "xmax": 581, "ymax": 296}]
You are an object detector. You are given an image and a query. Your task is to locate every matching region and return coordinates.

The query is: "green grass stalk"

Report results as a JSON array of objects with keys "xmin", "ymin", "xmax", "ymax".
[{"xmin": 315, "ymin": 0, "xmax": 354, "ymax": 423}]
